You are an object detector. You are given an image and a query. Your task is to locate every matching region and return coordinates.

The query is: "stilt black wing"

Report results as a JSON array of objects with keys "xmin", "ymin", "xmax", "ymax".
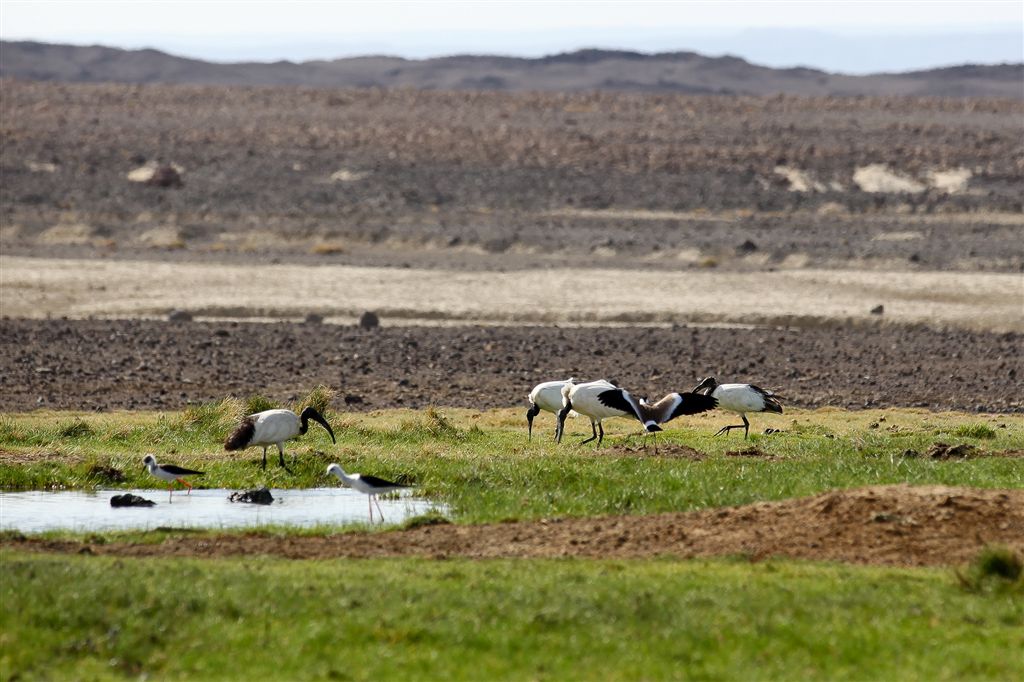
[
  {"xmin": 359, "ymin": 474, "xmax": 407, "ymax": 488},
  {"xmin": 160, "ymin": 463, "xmax": 205, "ymax": 476},
  {"xmin": 668, "ymin": 392, "xmax": 718, "ymax": 420},
  {"xmin": 597, "ymin": 388, "xmax": 644, "ymax": 421}
]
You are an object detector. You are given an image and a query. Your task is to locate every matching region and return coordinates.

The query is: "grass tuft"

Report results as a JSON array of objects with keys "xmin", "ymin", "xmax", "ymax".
[
  {"xmin": 294, "ymin": 384, "xmax": 336, "ymax": 416},
  {"xmin": 56, "ymin": 419, "xmax": 93, "ymax": 439},
  {"xmin": 177, "ymin": 398, "xmax": 242, "ymax": 433},
  {"xmin": 245, "ymin": 393, "xmax": 278, "ymax": 415},
  {"xmin": 958, "ymin": 546, "xmax": 1023, "ymax": 593},
  {"xmin": 951, "ymin": 424, "xmax": 997, "ymax": 439},
  {"xmin": 402, "ymin": 512, "xmax": 452, "ymax": 530}
]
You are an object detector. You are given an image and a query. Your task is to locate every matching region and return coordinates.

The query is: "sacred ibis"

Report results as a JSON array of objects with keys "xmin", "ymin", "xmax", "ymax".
[
  {"xmin": 142, "ymin": 454, "xmax": 204, "ymax": 502},
  {"xmin": 224, "ymin": 407, "xmax": 336, "ymax": 472},
  {"xmin": 526, "ymin": 377, "xmax": 577, "ymax": 440},
  {"xmin": 555, "ymin": 379, "xmax": 643, "ymax": 446},
  {"xmin": 327, "ymin": 463, "xmax": 410, "ymax": 523},
  {"xmin": 692, "ymin": 377, "xmax": 784, "ymax": 439}
]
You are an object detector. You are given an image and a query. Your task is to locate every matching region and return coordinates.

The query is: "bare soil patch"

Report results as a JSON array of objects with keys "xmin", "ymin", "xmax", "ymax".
[
  {"xmin": 6, "ymin": 485, "xmax": 1022, "ymax": 568},
  {"xmin": 2, "ymin": 318, "xmax": 1021, "ymax": 413}
]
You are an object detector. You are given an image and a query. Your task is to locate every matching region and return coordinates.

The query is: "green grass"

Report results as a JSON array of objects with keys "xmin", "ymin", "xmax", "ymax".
[
  {"xmin": 1, "ymin": 406, "xmax": 1021, "ymax": 525},
  {"xmin": 1, "ymin": 552, "xmax": 1020, "ymax": 681}
]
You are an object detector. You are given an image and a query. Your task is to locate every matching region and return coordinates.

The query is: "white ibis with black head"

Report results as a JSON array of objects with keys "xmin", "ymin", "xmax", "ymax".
[
  {"xmin": 526, "ymin": 377, "xmax": 577, "ymax": 441},
  {"xmin": 692, "ymin": 377, "xmax": 784, "ymax": 439},
  {"xmin": 224, "ymin": 407, "xmax": 336, "ymax": 472},
  {"xmin": 327, "ymin": 463, "xmax": 410, "ymax": 523},
  {"xmin": 142, "ymin": 454, "xmax": 204, "ymax": 502},
  {"xmin": 557, "ymin": 381, "xmax": 718, "ymax": 450},
  {"xmin": 555, "ymin": 379, "xmax": 645, "ymax": 446}
]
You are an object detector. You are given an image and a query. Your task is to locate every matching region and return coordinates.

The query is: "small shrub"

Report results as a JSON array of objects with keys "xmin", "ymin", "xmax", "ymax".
[
  {"xmin": 295, "ymin": 385, "xmax": 336, "ymax": 416},
  {"xmin": 975, "ymin": 547, "xmax": 1023, "ymax": 582},
  {"xmin": 425, "ymin": 407, "xmax": 457, "ymax": 437},
  {"xmin": 177, "ymin": 398, "xmax": 242, "ymax": 435},
  {"xmin": 958, "ymin": 546, "xmax": 1023, "ymax": 593},
  {"xmin": 950, "ymin": 424, "xmax": 997, "ymax": 439},
  {"xmin": 246, "ymin": 394, "xmax": 278, "ymax": 415}
]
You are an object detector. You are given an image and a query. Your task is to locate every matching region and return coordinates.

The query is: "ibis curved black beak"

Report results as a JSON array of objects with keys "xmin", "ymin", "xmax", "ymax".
[
  {"xmin": 526, "ymin": 404, "xmax": 540, "ymax": 441},
  {"xmin": 555, "ymin": 401, "xmax": 572, "ymax": 443},
  {"xmin": 301, "ymin": 407, "xmax": 336, "ymax": 444},
  {"xmin": 692, "ymin": 377, "xmax": 715, "ymax": 394}
]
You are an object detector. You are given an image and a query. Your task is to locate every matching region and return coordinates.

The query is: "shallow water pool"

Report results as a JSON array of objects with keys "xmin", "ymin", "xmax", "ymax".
[{"xmin": 0, "ymin": 488, "xmax": 445, "ymax": 533}]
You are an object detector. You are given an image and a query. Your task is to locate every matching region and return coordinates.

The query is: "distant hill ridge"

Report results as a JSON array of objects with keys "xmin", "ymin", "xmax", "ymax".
[{"xmin": 2, "ymin": 40, "xmax": 1021, "ymax": 98}]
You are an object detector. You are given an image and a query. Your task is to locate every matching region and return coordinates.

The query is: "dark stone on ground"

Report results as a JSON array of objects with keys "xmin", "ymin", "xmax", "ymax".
[
  {"xmin": 167, "ymin": 309, "xmax": 192, "ymax": 322},
  {"xmin": 359, "ymin": 311, "xmax": 380, "ymax": 329}
]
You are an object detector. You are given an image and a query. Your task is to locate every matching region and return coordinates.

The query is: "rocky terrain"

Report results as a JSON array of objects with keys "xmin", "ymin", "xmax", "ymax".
[{"xmin": 2, "ymin": 81, "xmax": 1022, "ymax": 273}]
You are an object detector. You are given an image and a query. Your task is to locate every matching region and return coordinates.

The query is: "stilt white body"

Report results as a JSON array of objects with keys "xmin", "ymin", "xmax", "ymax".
[
  {"xmin": 327, "ymin": 463, "xmax": 408, "ymax": 523},
  {"xmin": 142, "ymin": 453, "xmax": 204, "ymax": 502}
]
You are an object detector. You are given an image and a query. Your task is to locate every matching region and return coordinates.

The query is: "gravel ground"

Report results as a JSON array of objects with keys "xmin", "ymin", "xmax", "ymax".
[{"xmin": 2, "ymin": 318, "xmax": 1020, "ymax": 413}]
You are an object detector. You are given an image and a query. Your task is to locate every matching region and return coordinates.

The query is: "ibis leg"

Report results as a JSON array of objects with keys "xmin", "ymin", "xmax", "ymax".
[
  {"xmin": 596, "ymin": 422, "xmax": 605, "ymax": 447},
  {"xmin": 743, "ymin": 415, "xmax": 750, "ymax": 439},
  {"xmin": 373, "ymin": 495, "xmax": 386, "ymax": 522},
  {"xmin": 277, "ymin": 445, "xmax": 293, "ymax": 474},
  {"xmin": 580, "ymin": 419, "xmax": 598, "ymax": 445},
  {"xmin": 261, "ymin": 446, "xmax": 268, "ymax": 470}
]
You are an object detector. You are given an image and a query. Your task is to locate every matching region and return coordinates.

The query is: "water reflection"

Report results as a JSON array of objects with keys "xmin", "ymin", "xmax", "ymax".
[{"xmin": 0, "ymin": 488, "xmax": 444, "ymax": 533}]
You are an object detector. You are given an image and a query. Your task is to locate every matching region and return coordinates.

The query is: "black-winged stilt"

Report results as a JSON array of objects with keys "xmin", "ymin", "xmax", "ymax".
[
  {"xmin": 142, "ymin": 454, "xmax": 205, "ymax": 502},
  {"xmin": 526, "ymin": 377, "xmax": 577, "ymax": 440},
  {"xmin": 326, "ymin": 463, "xmax": 410, "ymax": 523},
  {"xmin": 224, "ymin": 407, "xmax": 336, "ymax": 472},
  {"xmin": 692, "ymin": 377, "xmax": 784, "ymax": 439}
]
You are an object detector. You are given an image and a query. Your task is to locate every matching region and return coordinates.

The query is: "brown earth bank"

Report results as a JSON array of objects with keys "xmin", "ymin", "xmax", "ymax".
[
  {"xmin": 3, "ymin": 82, "xmax": 1023, "ymax": 272},
  {"xmin": 1, "ymin": 318, "xmax": 1020, "ymax": 413},
  {"xmin": 5, "ymin": 485, "xmax": 1022, "ymax": 567}
]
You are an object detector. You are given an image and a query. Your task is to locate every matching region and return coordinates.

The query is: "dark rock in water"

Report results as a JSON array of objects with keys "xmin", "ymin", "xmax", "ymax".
[
  {"xmin": 359, "ymin": 311, "xmax": 380, "ymax": 329},
  {"xmin": 110, "ymin": 493, "xmax": 156, "ymax": 507},
  {"xmin": 304, "ymin": 313, "xmax": 324, "ymax": 325},
  {"xmin": 870, "ymin": 304, "xmax": 884, "ymax": 315},
  {"xmin": 229, "ymin": 488, "xmax": 274, "ymax": 505}
]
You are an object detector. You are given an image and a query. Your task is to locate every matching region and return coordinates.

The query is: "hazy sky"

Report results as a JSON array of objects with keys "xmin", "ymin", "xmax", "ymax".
[{"xmin": 2, "ymin": 1, "xmax": 1021, "ymax": 72}]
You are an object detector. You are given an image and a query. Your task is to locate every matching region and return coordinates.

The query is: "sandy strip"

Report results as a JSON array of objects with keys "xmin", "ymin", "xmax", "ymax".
[{"xmin": 2, "ymin": 256, "xmax": 1021, "ymax": 331}]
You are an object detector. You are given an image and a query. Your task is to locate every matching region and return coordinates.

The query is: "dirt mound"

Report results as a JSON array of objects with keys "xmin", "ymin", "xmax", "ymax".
[{"xmin": 8, "ymin": 485, "xmax": 1022, "ymax": 567}]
